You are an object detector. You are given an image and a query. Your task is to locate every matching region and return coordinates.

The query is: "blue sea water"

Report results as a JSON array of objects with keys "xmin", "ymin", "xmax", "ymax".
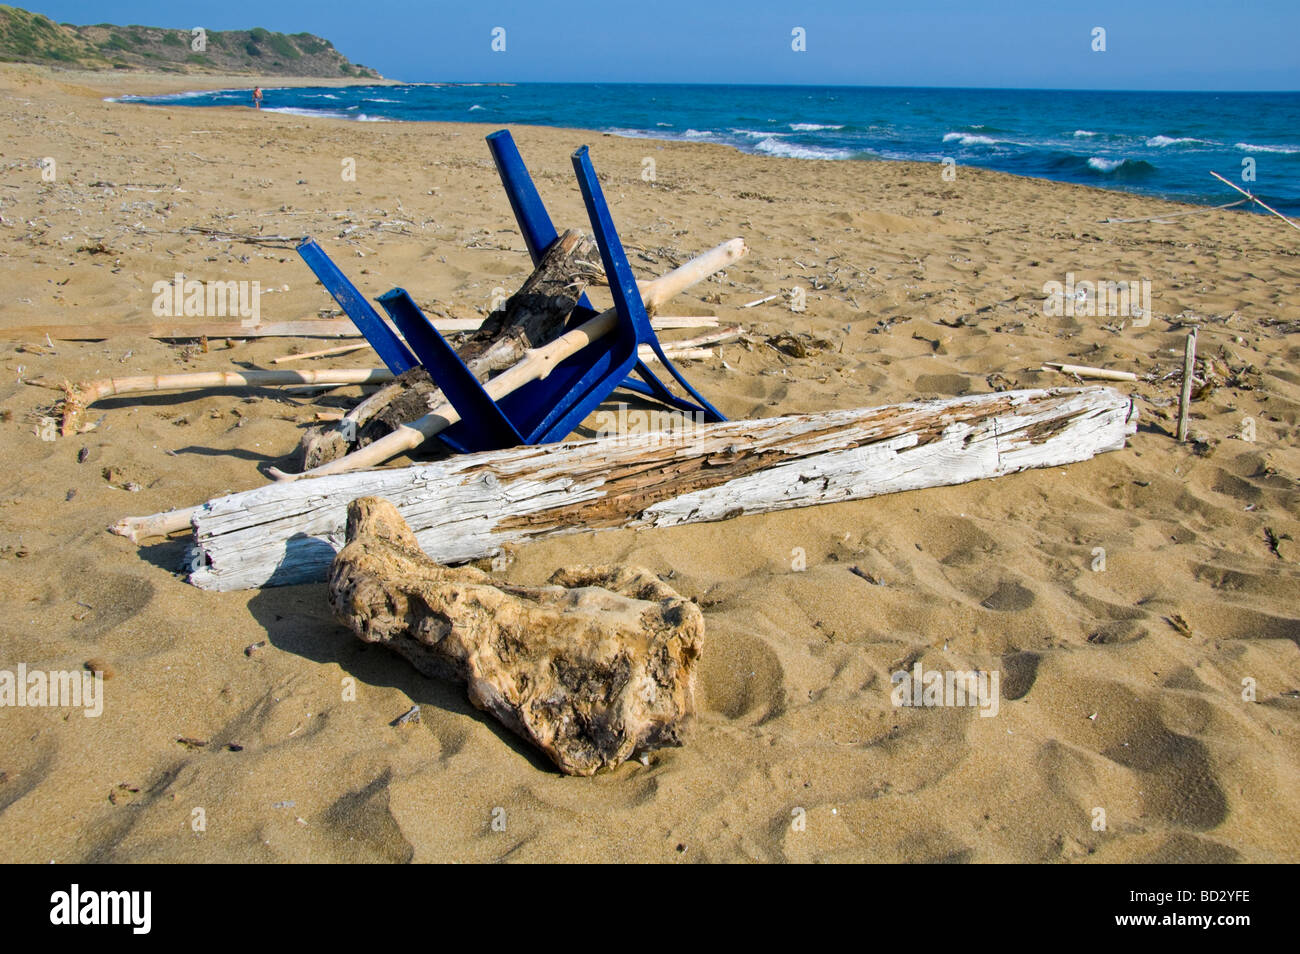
[{"xmin": 119, "ymin": 83, "xmax": 1300, "ymax": 215}]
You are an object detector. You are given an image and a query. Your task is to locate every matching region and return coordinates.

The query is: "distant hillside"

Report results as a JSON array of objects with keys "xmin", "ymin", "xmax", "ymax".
[{"xmin": 0, "ymin": 5, "xmax": 382, "ymax": 77}]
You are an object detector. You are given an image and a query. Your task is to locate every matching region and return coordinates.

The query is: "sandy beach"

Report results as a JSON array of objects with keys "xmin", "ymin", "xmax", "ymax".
[{"xmin": 0, "ymin": 63, "xmax": 1296, "ymax": 863}]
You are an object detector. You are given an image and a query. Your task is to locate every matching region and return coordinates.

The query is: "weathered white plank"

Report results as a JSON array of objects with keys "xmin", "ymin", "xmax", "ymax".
[{"xmin": 188, "ymin": 387, "xmax": 1137, "ymax": 591}]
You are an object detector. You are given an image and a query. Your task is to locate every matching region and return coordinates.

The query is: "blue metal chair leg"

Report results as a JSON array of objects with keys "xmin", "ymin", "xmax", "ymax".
[
  {"xmin": 377, "ymin": 289, "xmax": 523, "ymax": 452},
  {"xmin": 570, "ymin": 146, "xmax": 726, "ymax": 424},
  {"xmin": 296, "ymin": 238, "xmax": 416, "ymax": 375},
  {"xmin": 488, "ymin": 130, "xmax": 725, "ymax": 422}
]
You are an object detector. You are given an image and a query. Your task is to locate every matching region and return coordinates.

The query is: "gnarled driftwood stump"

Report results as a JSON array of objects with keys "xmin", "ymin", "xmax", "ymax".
[{"xmin": 328, "ymin": 496, "xmax": 704, "ymax": 776}]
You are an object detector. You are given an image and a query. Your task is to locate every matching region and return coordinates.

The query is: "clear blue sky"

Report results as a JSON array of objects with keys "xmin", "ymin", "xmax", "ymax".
[{"xmin": 25, "ymin": 0, "xmax": 1300, "ymax": 90}]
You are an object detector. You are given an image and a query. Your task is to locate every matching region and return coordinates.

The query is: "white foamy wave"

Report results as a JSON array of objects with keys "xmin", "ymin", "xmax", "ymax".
[
  {"xmin": 263, "ymin": 106, "xmax": 355, "ymax": 120},
  {"xmin": 790, "ymin": 122, "xmax": 844, "ymax": 131},
  {"xmin": 730, "ymin": 128, "xmax": 779, "ymax": 139},
  {"xmin": 1146, "ymin": 135, "xmax": 1214, "ymax": 147},
  {"xmin": 1073, "ymin": 129, "xmax": 1098, "ymax": 137},
  {"xmin": 1234, "ymin": 141, "xmax": 1300, "ymax": 154},
  {"xmin": 753, "ymin": 137, "xmax": 852, "ymax": 160},
  {"xmin": 682, "ymin": 129, "xmax": 713, "ymax": 138},
  {"xmin": 164, "ymin": 88, "xmax": 240, "ymax": 101},
  {"xmin": 468, "ymin": 104, "xmax": 484, "ymax": 111},
  {"xmin": 943, "ymin": 132, "xmax": 997, "ymax": 146},
  {"xmin": 655, "ymin": 122, "xmax": 671, "ymax": 127},
  {"xmin": 112, "ymin": 88, "xmax": 242, "ymax": 104},
  {"xmin": 602, "ymin": 127, "xmax": 660, "ymax": 140},
  {"xmin": 262, "ymin": 106, "xmax": 389, "ymax": 123},
  {"xmin": 1087, "ymin": 157, "xmax": 1124, "ymax": 172}
]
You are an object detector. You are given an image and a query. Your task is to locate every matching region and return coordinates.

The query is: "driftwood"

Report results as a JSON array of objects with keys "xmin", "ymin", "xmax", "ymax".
[
  {"xmin": 294, "ymin": 228, "xmax": 602, "ymax": 471},
  {"xmin": 272, "ymin": 343, "xmax": 372, "ymax": 364},
  {"xmin": 1, "ymin": 316, "xmax": 717, "ymax": 344},
  {"xmin": 1042, "ymin": 362, "xmax": 1139, "ymax": 382},
  {"xmin": 60, "ymin": 368, "xmax": 394, "ymax": 435},
  {"xmin": 183, "ymin": 386, "xmax": 1138, "ymax": 591},
  {"xmin": 330, "ymin": 496, "xmax": 703, "ymax": 775},
  {"xmin": 1178, "ymin": 329, "xmax": 1198, "ymax": 442},
  {"xmin": 272, "ymin": 237, "xmax": 749, "ymax": 480},
  {"xmin": 640, "ymin": 325, "xmax": 741, "ymax": 361},
  {"xmin": 0, "ymin": 318, "xmax": 479, "ymax": 342}
]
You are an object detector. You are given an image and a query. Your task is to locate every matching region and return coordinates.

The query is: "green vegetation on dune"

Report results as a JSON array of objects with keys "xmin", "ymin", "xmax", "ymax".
[{"xmin": 0, "ymin": 5, "xmax": 381, "ymax": 77}]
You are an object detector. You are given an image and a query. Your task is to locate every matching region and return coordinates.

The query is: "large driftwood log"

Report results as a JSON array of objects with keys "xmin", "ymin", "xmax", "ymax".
[
  {"xmin": 330, "ymin": 496, "xmax": 703, "ymax": 775},
  {"xmin": 186, "ymin": 387, "xmax": 1137, "ymax": 591},
  {"xmin": 296, "ymin": 228, "xmax": 602, "ymax": 470}
]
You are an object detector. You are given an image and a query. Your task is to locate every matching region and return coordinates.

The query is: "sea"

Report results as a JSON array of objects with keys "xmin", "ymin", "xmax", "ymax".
[{"xmin": 117, "ymin": 83, "xmax": 1300, "ymax": 216}]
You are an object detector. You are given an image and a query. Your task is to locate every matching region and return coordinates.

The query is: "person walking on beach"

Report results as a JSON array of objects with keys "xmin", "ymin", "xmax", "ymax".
[{"xmin": 252, "ymin": 87, "xmax": 263, "ymax": 109}]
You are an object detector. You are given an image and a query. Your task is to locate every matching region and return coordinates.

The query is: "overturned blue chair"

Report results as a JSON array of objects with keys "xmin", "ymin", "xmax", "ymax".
[{"xmin": 296, "ymin": 129, "xmax": 725, "ymax": 454}]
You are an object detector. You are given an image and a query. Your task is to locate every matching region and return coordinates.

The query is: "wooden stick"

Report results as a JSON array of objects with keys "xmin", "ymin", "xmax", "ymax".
[
  {"xmin": 1210, "ymin": 171, "xmax": 1300, "ymax": 233},
  {"xmin": 71, "ymin": 368, "xmax": 392, "ymax": 405},
  {"xmin": 1177, "ymin": 328, "xmax": 1197, "ymax": 443},
  {"xmin": 657, "ymin": 325, "xmax": 742, "ymax": 349},
  {"xmin": 184, "ymin": 387, "xmax": 1138, "ymax": 591},
  {"xmin": 269, "ymin": 238, "xmax": 748, "ymax": 481},
  {"xmin": 641, "ymin": 347, "xmax": 712, "ymax": 362},
  {"xmin": 645, "ymin": 316, "xmax": 719, "ymax": 328},
  {"xmin": 112, "ymin": 510, "xmax": 193, "ymax": 542},
  {"xmin": 272, "ymin": 343, "xmax": 372, "ymax": 364},
  {"xmin": 63, "ymin": 368, "xmax": 393, "ymax": 436},
  {"xmin": 638, "ymin": 325, "xmax": 742, "ymax": 362},
  {"xmin": 1042, "ymin": 362, "xmax": 1139, "ymax": 382},
  {"xmin": 0, "ymin": 319, "xmax": 481, "ymax": 341},
  {"xmin": 4, "ymin": 315, "xmax": 717, "ymax": 344}
]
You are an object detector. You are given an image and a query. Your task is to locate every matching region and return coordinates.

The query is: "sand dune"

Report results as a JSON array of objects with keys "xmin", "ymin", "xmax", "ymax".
[{"xmin": 0, "ymin": 64, "xmax": 1295, "ymax": 863}]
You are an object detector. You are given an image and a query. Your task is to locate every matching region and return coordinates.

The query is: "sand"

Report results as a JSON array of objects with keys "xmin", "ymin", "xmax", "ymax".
[{"xmin": 0, "ymin": 63, "xmax": 1296, "ymax": 863}]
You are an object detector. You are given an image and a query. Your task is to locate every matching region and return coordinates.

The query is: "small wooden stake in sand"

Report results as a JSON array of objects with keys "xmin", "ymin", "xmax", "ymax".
[{"xmin": 1178, "ymin": 328, "xmax": 1197, "ymax": 443}]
